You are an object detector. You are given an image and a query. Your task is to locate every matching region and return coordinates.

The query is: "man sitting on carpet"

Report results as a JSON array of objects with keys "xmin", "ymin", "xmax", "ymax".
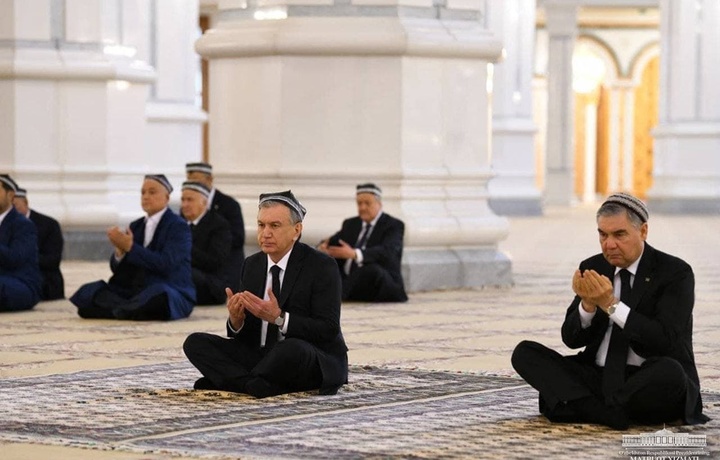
[
  {"xmin": 512, "ymin": 193, "xmax": 709, "ymax": 430},
  {"xmin": 0, "ymin": 174, "xmax": 41, "ymax": 312},
  {"xmin": 184, "ymin": 190, "xmax": 348, "ymax": 398},
  {"xmin": 12, "ymin": 187, "xmax": 66, "ymax": 300},
  {"xmin": 70, "ymin": 175, "xmax": 195, "ymax": 321},
  {"xmin": 317, "ymin": 183, "xmax": 407, "ymax": 302},
  {"xmin": 181, "ymin": 180, "xmax": 232, "ymax": 305}
]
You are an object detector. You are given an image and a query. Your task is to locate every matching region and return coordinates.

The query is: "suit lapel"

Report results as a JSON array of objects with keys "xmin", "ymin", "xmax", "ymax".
[
  {"xmin": 630, "ymin": 244, "xmax": 655, "ymax": 309},
  {"xmin": 366, "ymin": 214, "xmax": 388, "ymax": 245},
  {"xmin": 148, "ymin": 211, "xmax": 171, "ymax": 250},
  {"xmin": 250, "ymin": 256, "xmax": 269, "ymax": 298},
  {"xmin": 278, "ymin": 243, "xmax": 305, "ymax": 308}
]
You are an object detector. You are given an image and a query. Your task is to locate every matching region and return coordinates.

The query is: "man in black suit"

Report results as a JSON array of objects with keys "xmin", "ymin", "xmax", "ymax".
[
  {"xmin": 318, "ymin": 183, "xmax": 407, "ymax": 302},
  {"xmin": 13, "ymin": 187, "xmax": 65, "ymax": 300},
  {"xmin": 185, "ymin": 162, "xmax": 245, "ymax": 291},
  {"xmin": 180, "ymin": 181, "xmax": 232, "ymax": 305},
  {"xmin": 184, "ymin": 190, "xmax": 348, "ymax": 398},
  {"xmin": 0, "ymin": 174, "xmax": 41, "ymax": 312},
  {"xmin": 512, "ymin": 193, "xmax": 709, "ymax": 429}
]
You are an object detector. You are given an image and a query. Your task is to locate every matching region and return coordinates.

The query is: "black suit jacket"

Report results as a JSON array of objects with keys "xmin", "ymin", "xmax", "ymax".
[
  {"xmin": 211, "ymin": 189, "xmax": 245, "ymax": 290},
  {"xmin": 28, "ymin": 209, "xmax": 65, "ymax": 300},
  {"xmin": 229, "ymin": 242, "xmax": 348, "ymax": 390},
  {"xmin": 328, "ymin": 212, "xmax": 406, "ymax": 288},
  {"xmin": 561, "ymin": 243, "xmax": 707, "ymax": 424},
  {"xmin": 190, "ymin": 211, "xmax": 232, "ymax": 297}
]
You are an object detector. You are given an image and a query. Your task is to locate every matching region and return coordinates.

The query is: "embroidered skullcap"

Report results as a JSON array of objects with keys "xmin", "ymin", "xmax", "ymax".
[
  {"xmin": 602, "ymin": 192, "xmax": 649, "ymax": 223},
  {"xmin": 144, "ymin": 174, "xmax": 173, "ymax": 194},
  {"xmin": 14, "ymin": 187, "xmax": 27, "ymax": 198},
  {"xmin": 0, "ymin": 174, "xmax": 18, "ymax": 192},
  {"xmin": 356, "ymin": 183, "xmax": 382, "ymax": 198},
  {"xmin": 258, "ymin": 190, "xmax": 307, "ymax": 220},
  {"xmin": 185, "ymin": 162, "xmax": 213, "ymax": 175},
  {"xmin": 181, "ymin": 181, "xmax": 210, "ymax": 198}
]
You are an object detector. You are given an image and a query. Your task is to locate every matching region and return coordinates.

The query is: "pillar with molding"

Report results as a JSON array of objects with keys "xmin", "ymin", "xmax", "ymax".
[
  {"xmin": 650, "ymin": 0, "xmax": 720, "ymax": 213},
  {"xmin": 487, "ymin": 0, "xmax": 542, "ymax": 216},
  {"xmin": 543, "ymin": 0, "xmax": 577, "ymax": 207},
  {"xmin": 198, "ymin": 1, "xmax": 512, "ymax": 290},
  {"xmin": 0, "ymin": 0, "xmax": 204, "ymax": 258}
]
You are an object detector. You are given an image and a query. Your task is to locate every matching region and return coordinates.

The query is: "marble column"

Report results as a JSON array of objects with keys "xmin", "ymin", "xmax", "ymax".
[
  {"xmin": 197, "ymin": 1, "xmax": 512, "ymax": 290},
  {"xmin": 606, "ymin": 80, "xmax": 635, "ymax": 194},
  {"xmin": 543, "ymin": 0, "xmax": 577, "ymax": 206},
  {"xmin": 0, "ymin": 0, "xmax": 204, "ymax": 258},
  {"xmin": 650, "ymin": 0, "xmax": 720, "ymax": 213},
  {"xmin": 487, "ymin": 0, "xmax": 542, "ymax": 215}
]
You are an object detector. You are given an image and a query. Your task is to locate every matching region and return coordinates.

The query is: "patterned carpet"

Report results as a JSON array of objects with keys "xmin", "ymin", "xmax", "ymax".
[{"xmin": 1, "ymin": 363, "xmax": 718, "ymax": 459}]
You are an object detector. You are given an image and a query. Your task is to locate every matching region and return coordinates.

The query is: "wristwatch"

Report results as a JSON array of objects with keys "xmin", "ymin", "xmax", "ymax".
[
  {"xmin": 274, "ymin": 312, "xmax": 286, "ymax": 327},
  {"xmin": 605, "ymin": 302, "xmax": 619, "ymax": 316}
]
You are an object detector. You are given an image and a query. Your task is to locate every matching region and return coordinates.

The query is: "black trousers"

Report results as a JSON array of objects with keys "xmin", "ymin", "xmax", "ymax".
[
  {"xmin": 512, "ymin": 340, "xmax": 687, "ymax": 424},
  {"xmin": 183, "ymin": 333, "xmax": 323, "ymax": 395},
  {"xmin": 343, "ymin": 264, "xmax": 407, "ymax": 302},
  {"xmin": 78, "ymin": 288, "xmax": 170, "ymax": 321}
]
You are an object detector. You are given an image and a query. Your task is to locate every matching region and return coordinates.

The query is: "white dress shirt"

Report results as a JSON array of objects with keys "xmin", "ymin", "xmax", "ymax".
[{"xmin": 579, "ymin": 249, "xmax": 646, "ymax": 367}]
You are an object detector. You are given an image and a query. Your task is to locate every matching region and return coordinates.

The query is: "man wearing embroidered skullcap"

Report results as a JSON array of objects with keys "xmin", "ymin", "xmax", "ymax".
[
  {"xmin": 0, "ymin": 174, "xmax": 42, "ymax": 312},
  {"xmin": 184, "ymin": 190, "xmax": 348, "ymax": 398},
  {"xmin": 181, "ymin": 181, "xmax": 233, "ymax": 305},
  {"xmin": 185, "ymin": 162, "xmax": 245, "ymax": 291},
  {"xmin": 13, "ymin": 187, "xmax": 65, "ymax": 301},
  {"xmin": 317, "ymin": 183, "xmax": 407, "ymax": 302},
  {"xmin": 512, "ymin": 192, "xmax": 709, "ymax": 429},
  {"xmin": 70, "ymin": 175, "xmax": 195, "ymax": 320}
]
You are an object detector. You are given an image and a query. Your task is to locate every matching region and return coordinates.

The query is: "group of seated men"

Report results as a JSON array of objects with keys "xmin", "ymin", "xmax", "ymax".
[
  {"xmin": 53, "ymin": 162, "xmax": 404, "ymax": 321},
  {"xmin": 0, "ymin": 174, "xmax": 64, "ymax": 313},
  {"xmin": 1, "ymin": 169, "xmax": 711, "ymax": 429},
  {"xmin": 3, "ymin": 163, "xmax": 407, "ymax": 320}
]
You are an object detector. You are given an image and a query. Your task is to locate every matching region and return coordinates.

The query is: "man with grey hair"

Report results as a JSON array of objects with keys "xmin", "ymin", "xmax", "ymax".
[
  {"xmin": 512, "ymin": 193, "xmax": 708, "ymax": 429},
  {"xmin": 318, "ymin": 183, "xmax": 407, "ymax": 302},
  {"xmin": 184, "ymin": 190, "xmax": 348, "ymax": 398}
]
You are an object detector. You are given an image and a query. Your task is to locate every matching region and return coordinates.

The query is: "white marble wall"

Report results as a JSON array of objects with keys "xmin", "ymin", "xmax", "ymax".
[
  {"xmin": 650, "ymin": 0, "xmax": 720, "ymax": 213},
  {"xmin": 0, "ymin": 0, "xmax": 205, "ymax": 241}
]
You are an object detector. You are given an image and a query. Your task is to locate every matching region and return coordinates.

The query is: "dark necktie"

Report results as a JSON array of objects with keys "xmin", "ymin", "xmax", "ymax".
[
  {"xmin": 602, "ymin": 269, "xmax": 632, "ymax": 397},
  {"xmin": 355, "ymin": 223, "xmax": 372, "ymax": 249},
  {"xmin": 265, "ymin": 265, "xmax": 282, "ymax": 348}
]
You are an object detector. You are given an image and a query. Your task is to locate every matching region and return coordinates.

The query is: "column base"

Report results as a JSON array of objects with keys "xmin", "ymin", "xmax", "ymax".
[
  {"xmin": 648, "ymin": 197, "xmax": 720, "ymax": 215},
  {"xmin": 402, "ymin": 248, "xmax": 512, "ymax": 292},
  {"xmin": 64, "ymin": 230, "xmax": 112, "ymax": 261},
  {"xmin": 489, "ymin": 197, "xmax": 543, "ymax": 216}
]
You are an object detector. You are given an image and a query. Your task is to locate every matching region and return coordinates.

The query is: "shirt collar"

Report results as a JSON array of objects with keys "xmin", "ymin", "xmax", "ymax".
[
  {"xmin": 266, "ymin": 245, "xmax": 293, "ymax": 274},
  {"xmin": 0, "ymin": 206, "xmax": 11, "ymax": 225},
  {"xmin": 206, "ymin": 188, "xmax": 217, "ymax": 210},
  {"xmin": 190, "ymin": 209, "xmax": 207, "ymax": 226},
  {"xmin": 365, "ymin": 210, "xmax": 383, "ymax": 227},
  {"xmin": 614, "ymin": 243, "xmax": 644, "ymax": 277},
  {"xmin": 146, "ymin": 207, "xmax": 168, "ymax": 225}
]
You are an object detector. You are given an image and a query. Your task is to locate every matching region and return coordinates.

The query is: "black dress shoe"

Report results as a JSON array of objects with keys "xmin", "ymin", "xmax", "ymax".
[
  {"xmin": 193, "ymin": 377, "xmax": 219, "ymax": 391},
  {"xmin": 318, "ymin": 385, "xmax": 341, "ymax": 396},
  {"xmin": 245, "ymin": 377, "xmax": 283, "ymax": 398}
]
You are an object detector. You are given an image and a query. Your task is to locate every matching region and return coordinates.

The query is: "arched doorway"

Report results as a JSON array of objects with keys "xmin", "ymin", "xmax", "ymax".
[{"xmin": 572, "ymin": 37, "xmax": 619, "ymax": 203}]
